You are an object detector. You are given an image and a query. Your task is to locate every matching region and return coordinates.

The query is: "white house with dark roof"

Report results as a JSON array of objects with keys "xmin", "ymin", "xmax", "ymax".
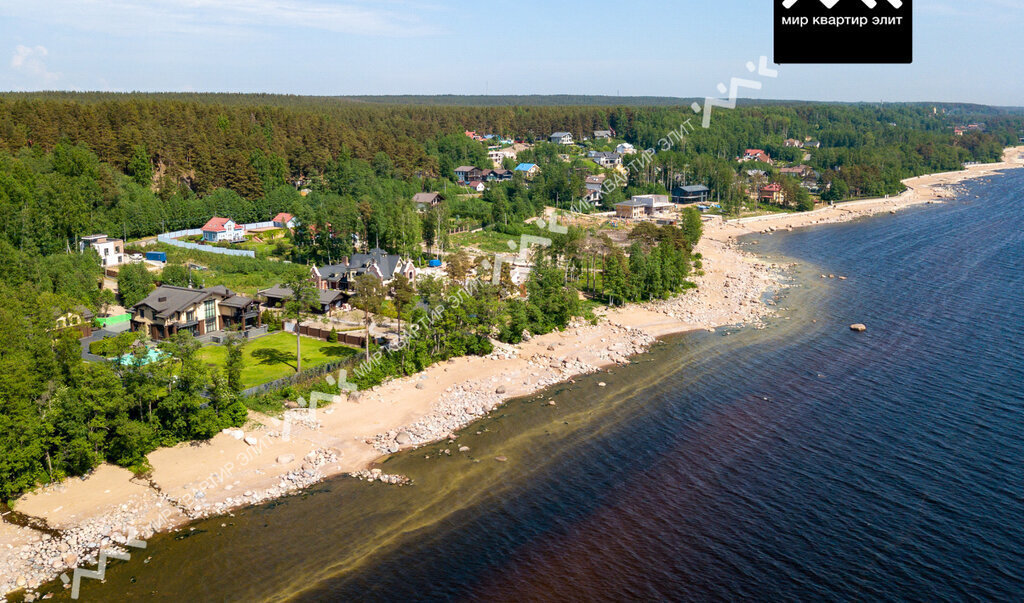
[
  {"xmin": 550, "ymin": 132, "xmax": 574, "ymax": 145},
  {"xmin": 587, "ymin": 151, "xmax": 622, "ymax": 168}
]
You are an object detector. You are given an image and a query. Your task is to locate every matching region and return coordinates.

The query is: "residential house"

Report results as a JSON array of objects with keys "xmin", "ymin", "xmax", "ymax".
[
  {"xmin": 130, "ymin": 285, "xmax": 260, "ymax": 340},
  {"xmin": 550, "ymin": 131, "xmax": 574, "ymax": 145},
  {"xmin": 739, "ymin": 149, "xmax": 773, "ymax": 164},
  {"xmin": 487, "ymin": 168, "xmax": 513, "ymax": 181},
  {"xmin": 584, "ymin": 174, "xmax": 607, "ymax": 203},
  {"xmin": 272, "ymin": 212, "xmax": 296, "ymax": 229},
  {"xmin": 758, "ymin": 183, "xmax": 786, "ymax": 206},
  {"xmin": 201, "ymin": 217, "xmax": 246, "ymax": 243},
  {"xmin": 79, "ymin": 234, "xmax": 125, "ymax": 268},
  {"xmin": 412, "ymin": 192, "xmax": 442, "ymax": 212},
  {"xmin": 454, "ymin": 165, "xmax": 483, "ymax": 183},
  {"xmin": 616, "ymin": 142, "xmax": 637, "ymax": 155},
  {"xmin": 309, "ymin": 248, "xmax": 416, "ymax": 294},
  {"xmin": 53, "ymin": 305, "xmax": 95, "ymax": 338},
  {"xmin": 783, "ymin": 138, "xmax": 802, "ymax": 147},
  {"xmin": 671, "ymin": 184, "xmax": 710, "ymax": 204},
  {"xmin": 258, "ymin": 285, "xmax": 346, "ymax": 314},
  {"xmin": 587, "ymin": 151, "xmax": 622, "ymax": 168},
  {"xmin": 466, "ymin": 180, "xmax": 487, "ymax": 192},
  {"xmin": 488, "ymin": 148, "xmax": 517, "ymax": 167},
  {"xmin": 514, "ymin": 163, "xmax": 540, "ymax": 178},
  {"xmin": 803, "ymin": 140, "xmax": 822, "ymax": 149},
  {"xmin": 614, "ymin": 194, "xmax": 673, "ymax": 219},
  {"xmin": 594, "ymin": 129, "xmax": 614, "ymax": 140}
]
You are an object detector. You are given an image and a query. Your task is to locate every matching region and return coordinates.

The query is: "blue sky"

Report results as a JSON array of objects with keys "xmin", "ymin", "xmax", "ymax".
[{"xmin": 0, "ymin": 0, "xmax": 1021, "ymax": 105}]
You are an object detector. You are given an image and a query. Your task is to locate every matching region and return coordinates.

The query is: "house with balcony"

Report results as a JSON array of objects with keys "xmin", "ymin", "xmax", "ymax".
[
  {"xmin": 130, "ymin": 285, "xmax": 260, "ymax": 340},
  {"xmin": 550, "ymin": 131, "xmax": 574, "ymax": 145},
  {"xmin": 614, "ymin": 195, "xmax": 673, "ymax": 219},
  {"xmin": 587, "ymin": 151, "xmax": 622, "ymax": 168},
  {"xmin": 584, "ymin": 174, "xmax": 607, "ymax": 203},
  {"xmin": 758, "ymin": 183, "xmax": 787, "ymax": 206},
  {"xmin": 671, "ymin": 184, "xmax": 710, "ymax": 204},
  {"xmin": 312, "ymin": 248, "xmax": 416, "ymax": 292},
  {"xmin": 455, "ymin": 166, "xmax": 484, "ymax": 183}
]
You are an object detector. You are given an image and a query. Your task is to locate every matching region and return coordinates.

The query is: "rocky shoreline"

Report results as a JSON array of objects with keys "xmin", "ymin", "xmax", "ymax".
[
  {"xmin": 370, "ymin": 322, "xmax": 655, "ymax": 455},
  {"xmin": 0, "ymin": 447, "xmax": 342, "ymax": 601}
]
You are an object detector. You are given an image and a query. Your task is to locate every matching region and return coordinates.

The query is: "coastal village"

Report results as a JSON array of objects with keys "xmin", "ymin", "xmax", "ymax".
[{"xmin": 1, "ymin": 95, "xmax": 1022, "ymax": 601}]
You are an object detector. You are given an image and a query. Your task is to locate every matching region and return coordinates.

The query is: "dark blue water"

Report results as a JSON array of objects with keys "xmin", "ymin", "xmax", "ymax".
[
  {"xmin": 309, "ymin": 172, "xmax": 1024, "ymax": 601},
  {"xmin": 70, "ymin": 170, "xmax": 1024, "ymax": 601}
]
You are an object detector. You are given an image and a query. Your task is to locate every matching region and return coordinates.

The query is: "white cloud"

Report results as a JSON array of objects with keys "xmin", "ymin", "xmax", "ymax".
[
  {"xmin": 10, "ymin": 45, "xmax": 61, "ymax": 84},
  {"xmin": 0, "ymin": 0, "xmax": 438, "ymax": 38}
]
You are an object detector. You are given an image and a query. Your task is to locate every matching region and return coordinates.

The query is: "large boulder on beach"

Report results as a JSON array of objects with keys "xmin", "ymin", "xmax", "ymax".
[
  {"xmin": 415, "ymin": 382, "xmax": 425, "ymax": 390},
  {"xmin": 850, "ymin": 323, "xmax": 867, "ymax": 332},
  {"xmin": 395, "ymin": 431, "xmax": 413, "ymax": 446},
  {"xmin": 495, "ymin": 385, "xmax": 507, "ymax": 394}
]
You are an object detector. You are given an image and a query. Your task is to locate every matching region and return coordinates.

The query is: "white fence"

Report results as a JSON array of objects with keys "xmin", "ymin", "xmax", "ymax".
[{"xmin": 155, "ymin": 220, "xmax": 278, "ymax": 258}]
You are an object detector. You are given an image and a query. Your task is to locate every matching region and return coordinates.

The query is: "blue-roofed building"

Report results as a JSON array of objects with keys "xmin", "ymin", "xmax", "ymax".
[{"xmin": 514, "ymin": 163, "xmax": 540, "ymax": 178}]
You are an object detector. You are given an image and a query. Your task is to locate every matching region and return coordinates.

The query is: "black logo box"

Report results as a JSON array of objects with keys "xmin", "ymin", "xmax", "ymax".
[{"xmin": 775, "ymin": 0, "xmax": 912, "ymax": 64}]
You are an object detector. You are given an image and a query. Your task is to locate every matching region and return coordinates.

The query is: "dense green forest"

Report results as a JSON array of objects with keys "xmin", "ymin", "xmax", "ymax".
[{"xmin": 1, "ymin": 94, "xmax": 1021, "ymax": 502}]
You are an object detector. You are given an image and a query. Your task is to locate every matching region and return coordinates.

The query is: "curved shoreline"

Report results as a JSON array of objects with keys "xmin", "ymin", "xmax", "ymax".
[{"xmin": 2, "ymin": 147, "xmax": 1022, "ymax": 598}]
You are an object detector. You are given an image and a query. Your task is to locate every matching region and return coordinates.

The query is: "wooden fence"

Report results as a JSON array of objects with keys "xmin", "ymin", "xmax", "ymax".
[
  {"xmin": 290, "ymin": 323, "xmax": 366, "ymax": 347},
  {"xmin": 240, "ymin": 358, "xmax": 355, "ymax": 398}
]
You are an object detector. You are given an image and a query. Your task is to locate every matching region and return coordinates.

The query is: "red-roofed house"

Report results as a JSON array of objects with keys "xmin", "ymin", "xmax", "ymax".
[
  {"xmin": 740, "ymin": 149, "xmax": 773, "ymax": 164},
  {"xmin": 272, "ymin": 212, "xmax": 296, "ymax": 229},
  {"xmin": 466, "ymin": 180, "xmax": 487, "ymax": 193},
  {"xmin": 202, "ymin": 217, "xmax": 246, "ymax": 243},
  {"xmin": 758, "ymin": 183, "xmax": 786, "ymax": 205}
]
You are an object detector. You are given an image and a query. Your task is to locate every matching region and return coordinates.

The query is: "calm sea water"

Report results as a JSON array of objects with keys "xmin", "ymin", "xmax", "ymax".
[{"xmin": 61, "ymin": 170, "xmax": 1024, "ymax": 601}]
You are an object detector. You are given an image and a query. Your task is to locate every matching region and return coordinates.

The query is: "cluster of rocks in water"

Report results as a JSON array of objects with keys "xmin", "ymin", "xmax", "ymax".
[
  {"xmin": 370, "ymin": 323, "xmax": 654, "ymax": 455},
  {"xmin": 348, "ymin": 469, "xmax": 411, "ymax": 485}
]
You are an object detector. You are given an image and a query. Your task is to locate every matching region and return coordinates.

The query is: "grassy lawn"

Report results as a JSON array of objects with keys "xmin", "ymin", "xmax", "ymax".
[
  {"xmin": 451, "ymin": 230, "xmax": 518, "ymax": 253},
  {"xmin": 197, "ymin": 331, "xmax": 359, "ymax": 389},
  {"xmin": 138, "ymin": 243, "xmax": 306, "ymax": 297}
]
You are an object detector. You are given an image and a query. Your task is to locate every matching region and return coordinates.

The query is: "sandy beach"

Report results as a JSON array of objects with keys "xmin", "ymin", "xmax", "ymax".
[{"xmin": 2, "ymin": 146, "xmax": 1022, "ymax": 599}]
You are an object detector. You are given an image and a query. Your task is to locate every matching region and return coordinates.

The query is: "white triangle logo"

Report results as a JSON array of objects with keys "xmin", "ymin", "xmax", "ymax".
[{"xmin": 820, "ymin": 0, "xmax": 840, "ymax": 8}]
